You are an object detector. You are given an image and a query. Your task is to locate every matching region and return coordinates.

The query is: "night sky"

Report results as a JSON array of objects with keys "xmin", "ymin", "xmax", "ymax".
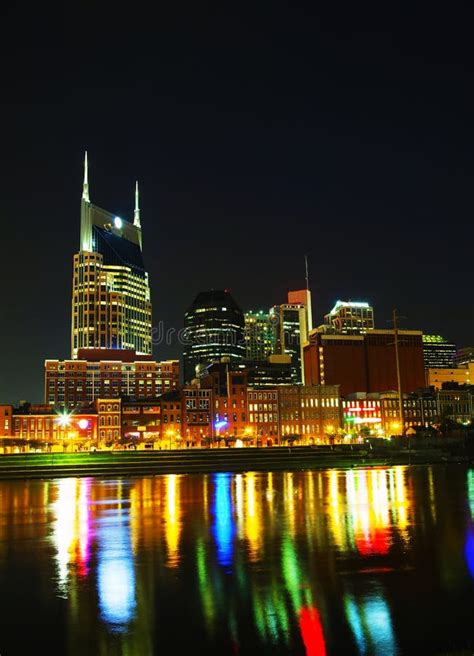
[{"xmin": 1, "ymin": 4, "xmax": 473, "ymax": 403}]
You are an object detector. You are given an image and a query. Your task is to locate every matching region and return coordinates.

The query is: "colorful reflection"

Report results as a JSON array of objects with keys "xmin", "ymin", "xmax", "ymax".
[
  {"xmin": 164, "ymin": 474, "xmax": 182, "ymax": 567},
  {"xmin": 96, "ymin": 483, "xmax": 136, "ymax": 632},
  {"xmin": 465, "ymin": 470, "xmax": 474, "ymax": 579},
  {"xmin": 212, "ymin": 473, "xmax": 235, "ymax": 566},
  {"xmin": 326, "ymin": 467, "xmax": 410, "ymax": 557},
  {"xmin": 2, "ymin": 466, "xmax": 472, "ymax": 654},
  {"xmin": 299, "ymin": 607, "xmax": 326, "ymax": 656},
  {"xmin": 50, "ymin": 477, "xmax": 92, "ymax": 595},
  {"xmin": 344, "ymin": 587, "xmax": 397, "ymax": 655}
]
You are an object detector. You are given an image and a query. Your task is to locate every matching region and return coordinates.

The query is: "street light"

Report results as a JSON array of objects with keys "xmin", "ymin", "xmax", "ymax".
[
  {"xmin": 166, "ymin": 429, "xmax": 174, "ymax": 450},
  {"xmin": 56, "ymin": 412, "xmax": 72, "ymax": 428}
]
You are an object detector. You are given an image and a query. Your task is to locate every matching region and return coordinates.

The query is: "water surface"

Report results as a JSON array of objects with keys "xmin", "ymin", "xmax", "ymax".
[{"xmin": 0, "ymin": 465, "xmax": 473, "ymax": 655}]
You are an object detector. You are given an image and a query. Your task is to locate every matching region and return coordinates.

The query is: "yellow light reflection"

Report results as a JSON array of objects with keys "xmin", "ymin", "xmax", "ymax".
[
  {"xmin": 164, "ymin": 474, "xmax": 182, "ymax": 567},
  {"xmin": 245, "ymin": 473, "xmax": 261, "ymax": 561}
]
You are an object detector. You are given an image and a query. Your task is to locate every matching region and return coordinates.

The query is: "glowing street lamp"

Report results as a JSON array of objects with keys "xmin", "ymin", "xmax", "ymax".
[
  {"xmin": 166, "ymin": 428, "xmax": 174, "ymax": 450},
  {"xmin": 391, "ymin": 421, "xmax": 401, "ymax": 435},
  {"xmin": 56, "ymin": 412, "xmax": 72, "ymax": 429}
]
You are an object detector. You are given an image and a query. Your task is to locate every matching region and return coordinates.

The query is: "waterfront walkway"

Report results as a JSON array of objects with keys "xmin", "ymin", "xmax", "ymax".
[{"xmin": 0, "ymin": 445, "xmax": 461, "ymax": 479}]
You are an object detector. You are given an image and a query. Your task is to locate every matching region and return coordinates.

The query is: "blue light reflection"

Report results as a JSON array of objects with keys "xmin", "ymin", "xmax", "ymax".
[{"xmin": 212, "ymin": 473, "xmax": 235, "ymax": 567}]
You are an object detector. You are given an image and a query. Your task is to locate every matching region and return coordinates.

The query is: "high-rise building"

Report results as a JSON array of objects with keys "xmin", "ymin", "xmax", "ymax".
[
  {"xmin": 270, "ymin": 300, "xmax": 308, "ymax": 384},
  {"xmin": 183, "ymin": 289, "xmax": 245, "ymax": 383},
  {"xmin": 323, "ymin": 300, "xmax": 374, "ymax": 334},
  {"xmin": 287, "ymin": 289, "xmax": 313, "ymax": 332},
  {"xmin": 422, "ymin": 335, "xmax": 457, "ymax": 368},
  {"xmin": 71, "ymin": 153, "xmax": 152, "ymax": 358},
  {"xmin": 244, "ymin": 310, "xmax": 274, "ymax": 360}
]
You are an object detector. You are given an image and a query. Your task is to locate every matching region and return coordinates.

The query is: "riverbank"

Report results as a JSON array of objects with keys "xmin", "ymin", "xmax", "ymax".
[{"xmin": 0, "ymin": 445, "xmax": 470, "ymax": 479}]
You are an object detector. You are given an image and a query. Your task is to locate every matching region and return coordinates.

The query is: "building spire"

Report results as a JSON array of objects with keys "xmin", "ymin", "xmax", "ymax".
[
  {"xmin": 82, "ymin": 151, "xmax": 90, "ymax": 202},
  {"xmin": 134, "ymin": 180, "xmax": 141, "ymax": 227},
  {"xmin": 80, "ymin": 151, "xmax": 92, "ymax": 251},
  {"xmin": 305, "ymin": 254, "xmax": 310, "ymax": 290}
]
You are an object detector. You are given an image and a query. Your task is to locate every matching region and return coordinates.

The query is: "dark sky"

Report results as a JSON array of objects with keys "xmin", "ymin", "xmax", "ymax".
[{"xmin": 1, "ymin": 3, "xmax": 473, "ymax": 403}]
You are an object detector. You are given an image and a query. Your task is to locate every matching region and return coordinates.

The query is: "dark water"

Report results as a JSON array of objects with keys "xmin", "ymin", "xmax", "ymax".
[{"xmin": 0, "ymin": 466, "xmax": 473, "ymax": 655}]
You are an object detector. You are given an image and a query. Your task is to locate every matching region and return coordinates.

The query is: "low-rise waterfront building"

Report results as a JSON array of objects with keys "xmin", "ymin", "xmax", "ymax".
[
  {"xmin": 247, "ymin": 388, "xmax": 280, "ymax": 444},
  {"xmin": 279, "ymin": 384, "xmax": 341, "ymax": 441}
]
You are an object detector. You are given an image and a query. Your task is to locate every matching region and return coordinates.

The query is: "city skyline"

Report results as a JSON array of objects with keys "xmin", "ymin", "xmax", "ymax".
[
  {"xmin": 1, "ymin": 5, "xmax": 473, "ymax": 403},
  {"xmin": 0, "ymin": 148, "xmax": 470, "ymax": 404}
]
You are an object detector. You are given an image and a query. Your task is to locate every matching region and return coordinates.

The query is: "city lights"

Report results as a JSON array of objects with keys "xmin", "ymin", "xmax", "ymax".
[{"xmin": 56, "ymin": 412, "xmax": 72, "ymax": 428}]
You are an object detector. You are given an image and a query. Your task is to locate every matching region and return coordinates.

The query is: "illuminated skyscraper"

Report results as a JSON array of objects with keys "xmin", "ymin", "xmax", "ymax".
[
  {"xmin": 244, "ymin": 311, "xmax": 274, "ymax": 360},
  {"xmin": 323, "ymin": 300, "xmax": 374, "ymax": 334},
  {"xmin": 183, "ymin": 290, "xmax": 245, "ymax": 383},
  {"xmin": 270, "ymin": 301, "xmax": 308, "ymax": 384},
  {"xmin": 71, "ymin": 153, "xmax": 152, "ymax": 358},
  {"xmin": 422, "ymin": 334, "xmax": 456, "ymax": 369}
]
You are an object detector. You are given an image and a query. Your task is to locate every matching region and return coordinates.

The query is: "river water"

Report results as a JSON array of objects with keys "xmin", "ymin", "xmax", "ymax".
[{"xmin": 0, "ymin": 466, "xmax": 473, "ymax": 655}]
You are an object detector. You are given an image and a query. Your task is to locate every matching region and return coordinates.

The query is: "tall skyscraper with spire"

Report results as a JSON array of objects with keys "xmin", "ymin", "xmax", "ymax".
[{"xmin": 71, "ymin": 153, "xmax": 152, "ymax": 358}]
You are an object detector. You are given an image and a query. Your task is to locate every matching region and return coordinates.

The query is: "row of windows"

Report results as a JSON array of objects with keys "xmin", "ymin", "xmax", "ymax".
[
  {"xmin": 249, "ymin": 403, "xmax": 277, "ymax": 412},
  {"xmin": 249, "ymin": 413, "xmax": 277, "ymax": 423},
  {"xmin": 186, "ymin": 400, "xmax": 210, "ymax": 409},
  {"xmin": 214, "ymin": 413, "xmax": 247, "ymax": 423},
  {"xmin": 248, "ymin": 392, "xmax": 277, "ymax": 401},
  {"xmin": 214, "ymin": 399, "xmax": 246, "ymax": 409},
  {"xmin": 99, "ymin": 416, "xmax": 119, "ymax": 426},
  {"xmin": 301, "ymin": 398, "xmax": 339, "ymax": 408}
]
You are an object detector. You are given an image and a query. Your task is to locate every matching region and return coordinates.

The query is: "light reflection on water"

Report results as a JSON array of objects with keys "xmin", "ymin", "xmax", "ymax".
[{"xmin": 0, "ymin": 465, "xmax": 473, "ymax": 654}]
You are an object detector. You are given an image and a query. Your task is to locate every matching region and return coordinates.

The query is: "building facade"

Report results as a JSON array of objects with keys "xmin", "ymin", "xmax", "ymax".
[
  {"xmin": 244, "ymin": 311, "xmax": 274, "ymax": 360},
  {"xmin": 304, "ymin": 329, "xmax": 425, "ymax": 396},
  {"xmin": 270, "ymin": 297, "xmax": 309, "ymax": 384},
  {"xmin": 323, "ymin": 300, "xmax": 374, "ymax": 334},
  {"xmin": 278, "ymin": 384, "xmax": 341, "ymax": 441},
  {"xmin": 0, "ymin": 400, "xmax": 120, "ymax": 450},
  {"xmin": 456, "ymin": 347, "xmax": 474, "ymax": 366},
  {"xmin": 45, "ymin": 349, "xmax": 179, "ymax": 407},
  {"xmin": 72, "ymin": 154, "xmax": 152, "ymax": 358},
  {"xmin": 248, "ymin": 389, "xmax": 280, "ymax": 443},
  {"xmin": 182, "ymin": 386, "xmax": 213, "ymax": 445},
  {"xmin": 201, "ymin": 363, "xmax": 248, "ymax": 439},
  {"xmin": 183, "ymin": 289, "xmax": 245, "ymax": 383},
  {"xmin": 426, "ymin": 364, "xmax": 473, "ymax": 390},
  {"xmin": 437, "ymin": 387, "xmax": 473, "ymax": 424},
  {"xmin": 342, "ymin": 390, "xmax": 439, "ymax": 435},
  {"xmin": 244, "ymin": 355, "xmax": 293, "ymax": 388},
  {"xmin": 422, "ymin": 335, "xmax": 457, "ymax": 369}
]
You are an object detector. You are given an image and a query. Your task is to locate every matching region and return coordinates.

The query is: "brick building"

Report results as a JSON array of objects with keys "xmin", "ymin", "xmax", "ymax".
[
  {"xmin": 0, "ymin": 401, "xmax": 118, "ymax": 450},
  {"xmin": 248, "ymin": 388, "xmax": 279, "ymax": 444},
  {"xmin": 279, "ymin": 384, "xmax": 341, "ymax": 441},
  {"xmin": 303, "ymin": 330, "xmax": 425, "ymax": 396},
  {"xmin": 45, "ymin": 349, "xmax": 179, "ymax": 407},
  {"xmin": 201, "ymin": 363, "xmax": 248, "ymax": 440}
]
